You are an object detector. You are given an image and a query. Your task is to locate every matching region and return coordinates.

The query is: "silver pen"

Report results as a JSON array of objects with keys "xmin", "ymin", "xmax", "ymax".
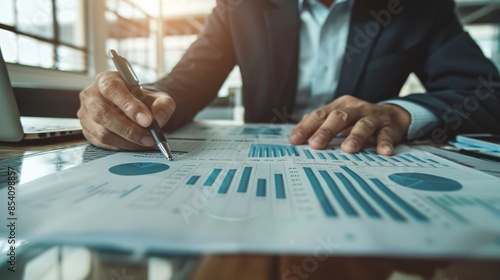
[{"xmin": 109, "ymin": 49, "xmax": 174, "ymax": 161}]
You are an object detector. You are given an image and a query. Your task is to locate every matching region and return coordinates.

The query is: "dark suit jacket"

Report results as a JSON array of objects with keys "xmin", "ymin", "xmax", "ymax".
[{"xmin": 150, "ymin": 0, "xmax": 500, "ymax": 141}]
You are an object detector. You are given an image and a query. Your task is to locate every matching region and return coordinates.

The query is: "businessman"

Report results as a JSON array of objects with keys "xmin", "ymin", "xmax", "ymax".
[{"xmin": 78, "ymin": 0, "xmax": 500, "ymax": 155}]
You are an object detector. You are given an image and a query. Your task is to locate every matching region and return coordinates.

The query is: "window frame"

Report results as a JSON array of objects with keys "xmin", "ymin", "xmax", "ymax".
[{"xmin": 5, "ymin": 0, "xmax": 109, "ymax": 90}]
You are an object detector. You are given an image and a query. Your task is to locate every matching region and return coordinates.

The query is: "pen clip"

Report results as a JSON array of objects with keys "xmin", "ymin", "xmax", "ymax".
[
  {"xmin": 123, "ymin": 59, "xmax": 141, "ymax": 86},
  {"xmin": 109, "ymin": 49, "xmax": 142, "ymax": 87}
]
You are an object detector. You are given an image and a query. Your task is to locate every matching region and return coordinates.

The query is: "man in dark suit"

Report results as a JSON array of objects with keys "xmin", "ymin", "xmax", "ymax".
[{"xmin": 78, "ymin": 0, "xmax": 500, "ymax": 155}]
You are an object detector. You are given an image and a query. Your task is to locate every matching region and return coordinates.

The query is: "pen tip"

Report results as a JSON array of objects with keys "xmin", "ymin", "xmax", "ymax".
[{"xmin": 157, "ymin": 141, "xmax": 174, "ymax": 161}]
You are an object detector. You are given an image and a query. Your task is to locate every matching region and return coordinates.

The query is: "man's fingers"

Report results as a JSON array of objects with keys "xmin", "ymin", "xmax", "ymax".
[
  {"xmin": 97, "ymin": 72, "xmax": 153, "ymax": 128},
  {"xmin": 309, "ymin": 109, "xmax": 357, "ymax": 149},
  {"xmin": 83, "ymin": 128, "xmax": 150, "ymax": 152},
  {"xmin": 341, "ymin": 116, "xmax": 380, "ymax": 153},
  {"xmin": 148, "ymin": 92, "xmax": 177, "ymax": 128},
  {"xmin": 81, "ymin": 113, "xmax": 152, "ymax": 151},
  {"xmin": 376, "ymin": 126, "xmax": 398, "ymax": 156},
  {"xmin": 290, "ymin": 108, "xmax": 353, "ymax": 145},
  {"xmin": 81, "ymin": 95, "xmax": 153, "ymax": 147},
  {"xmin": 290, "ymin": 108, "xmax": 329, "ymax": 144},
  {"xmin": 340, "ymin": 126, "xmax": 353, "ymax": 137}
]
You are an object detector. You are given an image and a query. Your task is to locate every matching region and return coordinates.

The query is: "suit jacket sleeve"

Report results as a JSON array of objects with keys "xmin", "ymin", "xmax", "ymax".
[
  {"xmin": 146, "ymin": 1, "xmax": 237, "ymax": 131},
  {"xmin": 392, "ymin": 0, "xmax": 500, "ymax": 142}
]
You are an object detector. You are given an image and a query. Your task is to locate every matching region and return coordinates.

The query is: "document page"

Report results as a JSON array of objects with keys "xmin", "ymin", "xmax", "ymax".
[{"xmin": 3, "ymin": 123, "xmax": 500, "ymax": 257}]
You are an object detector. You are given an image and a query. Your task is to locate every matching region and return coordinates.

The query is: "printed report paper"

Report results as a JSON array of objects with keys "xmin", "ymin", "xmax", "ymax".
[{"xmin": 2, "ymin": 123, "xmax": 500, "ymax": 257}]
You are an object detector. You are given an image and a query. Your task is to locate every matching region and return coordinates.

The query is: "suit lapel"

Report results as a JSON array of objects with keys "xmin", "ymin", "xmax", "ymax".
[
  {"xmin": 335, "ymin": 0, "xmax": 385, "ymax": 98},
  {"xmin": 264, "ymin": 0, "xmax": 300, "ymax": 112}
]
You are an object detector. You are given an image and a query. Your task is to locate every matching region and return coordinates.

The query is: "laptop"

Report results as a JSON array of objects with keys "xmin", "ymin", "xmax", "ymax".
[{"xmin": 0, "ymin": 48, "xmax": 83, "ymax": 142}]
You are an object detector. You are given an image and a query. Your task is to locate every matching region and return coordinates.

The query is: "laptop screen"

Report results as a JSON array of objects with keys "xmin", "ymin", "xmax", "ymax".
[{"xmin": 0, "ymin": 47, "xmax": 24, "ymax": 142}]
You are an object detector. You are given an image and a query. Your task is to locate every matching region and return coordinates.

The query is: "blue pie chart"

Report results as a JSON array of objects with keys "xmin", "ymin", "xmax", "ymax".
[
  {"xmin": 109, "ymin": 162, "xmax": 169, "ymax": 176},
  {"xmin": 388, "ymin": 173, "xmax": 462, "ymax": 192}
]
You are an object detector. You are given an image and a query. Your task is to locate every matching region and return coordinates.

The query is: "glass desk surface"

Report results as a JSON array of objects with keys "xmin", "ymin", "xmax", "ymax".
[{"xmin": 0, "ymin": 139, "xmax": 499, "ymax": 280}]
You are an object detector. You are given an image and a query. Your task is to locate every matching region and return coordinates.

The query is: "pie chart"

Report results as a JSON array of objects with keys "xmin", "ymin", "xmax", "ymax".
[
  {"xmin": 109, "ymin": 162, "xmax": 169, "ymax": 176},
  {"xmin": 388, "ymin": 173, "xmax": 462, "ymax": 192}
]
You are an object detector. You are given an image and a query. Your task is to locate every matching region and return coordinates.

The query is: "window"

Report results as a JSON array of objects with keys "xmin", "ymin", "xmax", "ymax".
[
  {"xmin": 106, "ymin": 0, "xmax": 161, "ymax": 83},
  {"xmin": 0, "ymin": 0, "xmax": 87, "ymax": 72},
  {"xmin": 465, "ymin": 24, "xmax": 500, "ymax": 69}
]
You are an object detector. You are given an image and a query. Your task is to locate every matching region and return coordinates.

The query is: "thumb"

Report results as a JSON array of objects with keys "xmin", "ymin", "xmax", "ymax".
[{"xmin": 147, "ymin": 91, "xmax": 177, "ymax": 128}]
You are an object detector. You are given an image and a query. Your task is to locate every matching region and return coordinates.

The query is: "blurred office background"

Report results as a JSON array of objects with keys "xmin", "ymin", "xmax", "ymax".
[{"xmin": 0, "ymin": 0, "xmax": 499, "ymax": 120}]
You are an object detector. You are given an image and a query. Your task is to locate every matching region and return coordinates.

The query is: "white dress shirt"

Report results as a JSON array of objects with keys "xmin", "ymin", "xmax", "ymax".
[{"xmin": 295, "ymin": 0, "xmax": 439, "ymax": 139}]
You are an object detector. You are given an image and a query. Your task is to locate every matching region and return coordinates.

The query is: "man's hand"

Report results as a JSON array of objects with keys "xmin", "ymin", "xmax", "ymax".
[
  {"xmin": 289, "ymin": 96, "xmax": 411, "ymax": 156},
  {"xmin": 77, "ymin": 71, "xmax": 176, "ymax": 151}
]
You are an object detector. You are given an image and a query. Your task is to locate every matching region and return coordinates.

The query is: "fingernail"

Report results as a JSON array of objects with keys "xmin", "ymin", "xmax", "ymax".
[
  {"xmin": 344, "ymin": 139, "xmax": 358, "ymax": 150},
  {"xmin": 136, "ymin": 113, "xmax": 152, "ymax": 127},
  {"xmin": 311, "ymin": 134, "xmax": 326, "ymax": 146},
  {"xmin": 155, "ymin": 111, "xmax": 167, "ymax": 125},
  {"xmin": 141, "ymin": 136, "xmax": 154, "ymax": 147},
  {"xmin": 383, "ymin": 144, "xmax": 393, "ymax": 152},
  {"xmin": 290, "ymin": 132, "xmax": 303, "ymax": 143}
]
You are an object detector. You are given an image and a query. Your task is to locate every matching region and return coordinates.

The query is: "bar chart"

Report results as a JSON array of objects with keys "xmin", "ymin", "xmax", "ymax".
[
  {"xmin": 425, "ymin": 195, "xmax": 500, "ymax": 224},
  {"xmin": 124, "ymin": 160, "xmax": 500, "ymax": 227},
  {"xmin": 302, "ymin": 166, "xmax": 429, "ymax": 222},
  {"xmin": 299, "ymin": 148, "xmax": 441, "ymax": 166},
  {"xmin": 182, "ymin": 165, "xmax": 289, "ymax": 200},
  {"xmin": 175, "ymin": 138, "xmax": 444, "ymax": 172},
  {"xmin": 240, "ymin": 127, "xmax": 283, "ymax": 136},
  {"xmin": 248, "ymin": 144, "xmax": 300, "ymax": 158}
]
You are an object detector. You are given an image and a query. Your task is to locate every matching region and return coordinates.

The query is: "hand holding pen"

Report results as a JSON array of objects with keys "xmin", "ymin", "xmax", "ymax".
[
  {"xmin": 109, "ymin": 50, "xmax": 173, "ymax": 160},
  {"xmin": 76, "ymin": 52, "xmax": 177, "ymax": 157}
]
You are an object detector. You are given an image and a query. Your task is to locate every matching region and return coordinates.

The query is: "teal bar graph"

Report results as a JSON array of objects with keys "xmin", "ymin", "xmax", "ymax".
[
  {"xmin": 406, "ymin": 154, "xmax": 426, "ymax": 164},
  {"xmin": 120, "ymin": 185, "xmax": 142, "ymax": 198},
  {"xmin": 204, "ymin": 169, "xmax": 222, "ymax": 186},
  {"xmin": 319, "ymin": 171, "xmax": 358, "ymax": 217},
  {"xmin": 474, "ymin": 199, "xmax": 500, "ymax": 217},
  {"xmin": 249, "ymin": 146, "xmax": 257, "ymax": 157},
  {"xmin": 389, "ymin": 157, "xmax": 401, "ymax": 163},
  {"xmin": 249, "ymin": 144, "xmax": 299, "ymax": 158},
  {"xmin": 427, "ymin": 196, "xmax": 468, "ymax": 223},
  {"xmin": 327, "ymin": 153, "xmax": 338, "ymax": 160},
  {"xmin": 370, "ymin": 179, "xmax": 429, "ymax": 222},
  {"xmin": 427, "ymin": 158, "xmax": 440, "ymax": 164},
  {"xmin": 361, "ymin": 153, "xmax": 375, "ymax": 162},
  {"xmin": 317, "ymin": 152, "xmax": 326, "ymax": 159},
  {"xmin": 303, "ymin": 167, "xmax": 337, "ymax": 217},
  {"xmin": 459, "ymin": 197, "xmax": 475, "ymax": 205},
  {"xmin": 241, "ymin": 127, "xmax": 282, "ymax": 135},
  {"xmin": 304, "ymin": 149, "xmax": 314, "ymax": 159},
  {"xmin": 351, "ymin": 154, "xmax": 362, "ymax": 161},
  {"xmin": 257, "ymin": 179, "xmax": 266, "ymax": 197},
  {"xmin": 218, "ymin": 169, "xmax": 237, "ymax": 194},
  {"xmin": 374, "ymin": 155, "xmax": 388, "ymax": 162},
  {"xmin": 335, "ymin": 172, "xmax": 380, "ymax": 218},
  {"xmin": 397, "ymin": 156, "xmax": 412, "ymax": 163},
  {"xmin": 237, "ymin": 167, "xmax": 252, "ymax": 193},
  {"xmin": 88, "ymin": 183, "xmax": 108, "ymax": 193},
  {"xmin": 275, "ymin": 174, "xmax": 286, "ymax": 199},
  {"xmin": 341, "ymin": 166, "xmax": 406, "ymax": 222},
  {"xmin": 444, "ymin": 195, "xmax": 464, "ymax": 206},
  {"xmin": 187, "ymin": 176, "xmax": 200, "ymax": 185}
]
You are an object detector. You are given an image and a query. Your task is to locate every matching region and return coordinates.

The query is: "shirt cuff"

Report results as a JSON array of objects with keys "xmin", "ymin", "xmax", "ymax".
[{"xmin": 380, "ymin": 100, "xmax": 440, "ymax": 140}]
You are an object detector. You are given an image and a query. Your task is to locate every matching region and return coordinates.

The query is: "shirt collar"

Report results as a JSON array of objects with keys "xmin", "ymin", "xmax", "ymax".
[{"xmin": 298, "ymin": 0, "xmax": 353, "ymax": 12}]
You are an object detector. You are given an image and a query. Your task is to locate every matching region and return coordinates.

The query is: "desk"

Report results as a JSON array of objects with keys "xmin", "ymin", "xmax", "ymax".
[{"xmin": 1, "ymin": 138, "xmax": 499, "ymax": 280}]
